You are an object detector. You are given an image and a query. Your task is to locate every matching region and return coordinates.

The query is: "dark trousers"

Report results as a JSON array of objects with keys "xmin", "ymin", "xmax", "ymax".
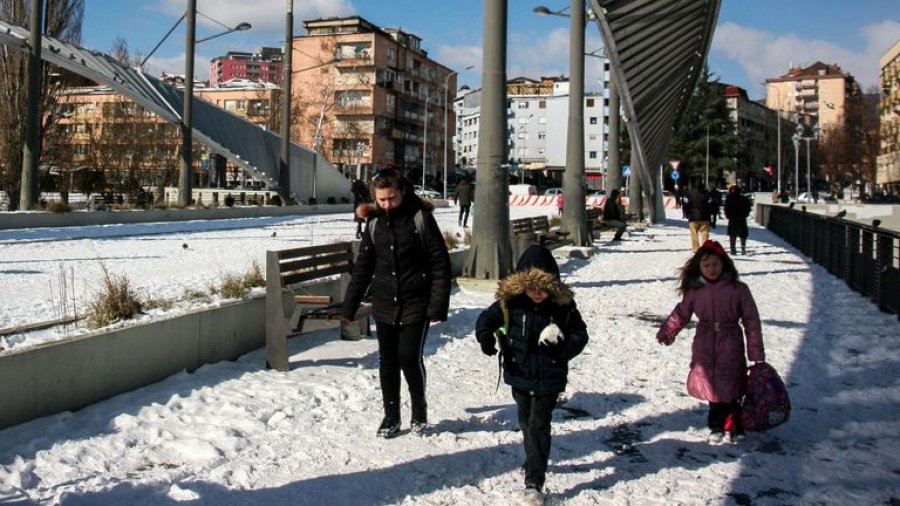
[
  {"xmin": 458, "ymin": 205, "xmax": 471, "ymax": 227},
  {"xmin": 708, "ymin": 401, "xmax": 742, "ymax": 434},
  {"xmin": 375, "ymin": 321, "xmax": 429, "ymax": 416},
  {"xmin": 729, "ymin": 235, "xmax": 746, "ymax": 255},
  {"xmin": 512, "ymin": 388, "xmax": 557, "ymax": 489}
]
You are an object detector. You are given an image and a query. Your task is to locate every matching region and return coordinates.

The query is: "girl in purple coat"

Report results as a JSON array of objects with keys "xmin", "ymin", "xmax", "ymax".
[{"xmin": 656, "ymin": 240, "xmax": 765, "ymax": 444}]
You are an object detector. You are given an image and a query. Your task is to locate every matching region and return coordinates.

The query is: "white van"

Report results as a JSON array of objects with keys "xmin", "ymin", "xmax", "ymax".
[{"xmin": 509, "ymin": 184, "xmax": 538, "ymax": 196}]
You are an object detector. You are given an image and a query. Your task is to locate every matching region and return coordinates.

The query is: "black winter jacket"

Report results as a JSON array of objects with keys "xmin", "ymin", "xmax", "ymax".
[
  {"xmin": 685, "ymin": 187, "xmax": 712, "ymax": 222},
  {"xmin": 475, "ymin": 246, "xmax": 588, "ymax": 396},
  {"xmin": 341, "ymin": 193, "xmax": 451, "ymax": 325}
]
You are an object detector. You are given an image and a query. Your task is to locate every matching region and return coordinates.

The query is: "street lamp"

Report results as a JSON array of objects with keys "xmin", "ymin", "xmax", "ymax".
[
  {"xmin": 423, "ymin": 93, "xmax": 430, "ymax": 191},
  {"xmin": 534, "ymin": 1, "xmax": 595, "ymax": 247},
  {"xmin": 443, "ymin": 65, "xmax": 474, "ymax": 198},
  {"xmin": 792, "ymin": 122, "xmax": 802, "ymax": 198},
  {"xmin": 139, "ymin": 5, "xmax": 250, "ymax": 206}
]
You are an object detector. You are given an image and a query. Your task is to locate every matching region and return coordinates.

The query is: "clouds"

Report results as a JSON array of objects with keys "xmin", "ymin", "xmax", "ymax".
[{"xmin": 712, "ymin": 20, "xmax": 899, "ymax": 97}]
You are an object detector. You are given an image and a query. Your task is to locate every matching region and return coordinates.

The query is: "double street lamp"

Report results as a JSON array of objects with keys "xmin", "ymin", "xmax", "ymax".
[
  {"xmin": 142, "ymin": 3, "xmax": 250, "ymax": 207},
  {"xmin": 791, "ymin": 122, "xmax": 819, "ymax": 198},
  {"xmin": 443, "ymin": 65, "xmax": 474, "ymax": 198}
]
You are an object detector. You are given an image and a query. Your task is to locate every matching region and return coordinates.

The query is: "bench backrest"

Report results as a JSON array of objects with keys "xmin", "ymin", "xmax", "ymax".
[
  {"xmin": 266, "ymin": 242, "xmax": 355, "ymax": 292},
  {"xmin": 585, "ymin": 207, "xmax": 603, "ymax": 220},
  {"xmin": 531, "ymin": 215, "xmax": 551, "ymax": 232},
  {"xmin": 511, "ymin": 218, "xmax": 534, "ymax": 234}
]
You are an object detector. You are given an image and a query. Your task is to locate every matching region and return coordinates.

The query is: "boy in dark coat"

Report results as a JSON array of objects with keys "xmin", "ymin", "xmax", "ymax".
[
  {"xmin": 475, "ymin": 246, "xmax": 589, "ymax": 505},
  {"xmin": 454, "ymin": 178, "xmax": 474, "ymax": 228}
]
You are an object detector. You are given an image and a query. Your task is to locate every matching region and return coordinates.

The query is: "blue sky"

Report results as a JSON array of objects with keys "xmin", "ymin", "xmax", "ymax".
[{"xmin": 81, "ymin": 0, "xmax": 899, "ymax": 99}]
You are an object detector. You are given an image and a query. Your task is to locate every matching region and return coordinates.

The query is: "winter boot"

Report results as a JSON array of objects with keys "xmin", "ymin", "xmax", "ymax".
[
  {"xmin": 522, "ymin": 486, "xmax": 544, "ymax": 506},
  {"xmin": 410, "ymin": 397, "xmax": 428, "ymax": 435},
  {"xmin": 377, "ymin": 401, "xmax": 401, "ymax": 438}
]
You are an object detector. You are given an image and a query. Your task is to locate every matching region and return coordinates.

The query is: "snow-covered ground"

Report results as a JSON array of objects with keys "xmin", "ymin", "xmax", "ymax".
[{"xmin": 1, "ymin": 206, "xmax": 899, "ymax": 505}]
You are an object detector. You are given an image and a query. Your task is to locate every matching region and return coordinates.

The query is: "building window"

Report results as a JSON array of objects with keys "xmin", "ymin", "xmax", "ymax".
[
  {"xmin": 589, "ymin": 151, "xmax": 597, "ymax": 159},
  {"xmin": 539, "ymin": 100, "xmax": 546, "ymax": 109},
  {"xmin": 539, "ymin": 117, "xmax": 547, "ymax": 124},
  {"xmin": 587, "ymin": 98, "xmax": 595, "ymax": 107},
  {"xmin": 589, "ymin": 117, "xmax": 598, "ymax": 125},
  {"xmin": 518, "ymin": 102, "xmax": 529, "ymax": 109}
]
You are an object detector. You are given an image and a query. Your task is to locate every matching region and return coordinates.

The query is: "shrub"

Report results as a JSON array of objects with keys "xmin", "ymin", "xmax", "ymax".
[
  {"xmin": 143, "ymin": 296, "xmax": 174, "ymax": 311},
  {"xmin": 86, "ymin": 267, "xmax": 142, "ymax": 329},
  {"xmin": 326, "ymin": 196, "xmax": 336, "ymax": 205},
  {"xmin": 211, "ymin": 261, "xmax": 265, "ymax": 300},
  {"xmin": 46, "ymin": 201, "xmax": 73, "ymax": 213},
  {"xmin": 269, "ymin": 194, "xmax": 282, "ymax": 206},
  {"xmin": 224, "ymin": 195, "xmax": 235, "ymax": 207},
  {"xmin": 549, "ymin": 216, "xmax": 561, "ymax": 227},
  {"xmin": 463, "ymin": 229, "xmax": 472, "ymax": 246},
  {"xmin": 308, "ymin": 197, "xmax": 317, "ymax": 205},
  {"xmin": 443, "ymin": 230, "xmax": 459, "ymax": 250}
]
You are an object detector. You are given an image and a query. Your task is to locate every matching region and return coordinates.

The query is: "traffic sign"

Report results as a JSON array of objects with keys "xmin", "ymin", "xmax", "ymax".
[
  {"xmin": 671, "ymin": 170, "xmax": 680, "ymax": 181},
  {"xmin": 622, "ymin": 165, "xmax": 631, "ymax": 177}
]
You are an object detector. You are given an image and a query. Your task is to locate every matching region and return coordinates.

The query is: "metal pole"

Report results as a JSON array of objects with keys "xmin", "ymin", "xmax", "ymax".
[
  {"xmin": 19, "ymin": 0, "xmax": 44, "ymax": 211},
  {"xmin": 793, "ymin": 137, "xmax": 800, "ymax": 198},
  {"xmin": 705, "ymin": 123, "xmax": 709, "ymax": 188},
  {"xmin": 606, "ymin": 78, "xmax": 621, "ymax": 194},
  {"xmin": 561, "ymin": 0, "xmax": 589, "ymax": 246},
  {"xmin": 776, "ymin": 110, "xmax": 781, "ymax": 194},
  {"xmin": 422, "ymin": 95, "xmax": 429, "ymax": 190},
  {"xmin": 279, "ymin": 0, "xmax": 293, "ymax": 203},
  {"xmin": 443, "ymin": 72, "xmax": 455, "ymax": 199},
  {"xmin": 805, "ymin": 138, "xmax": 811, "ymax": 195},
  {"xmin": 179, "ymin": 0, "xmax": 197, "ymax": 207}
]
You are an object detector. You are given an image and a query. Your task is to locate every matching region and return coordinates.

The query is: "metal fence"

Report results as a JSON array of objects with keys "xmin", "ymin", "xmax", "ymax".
[{"xmin": 764, "ymin": 205, "xmax": 899, "ymax": 319}]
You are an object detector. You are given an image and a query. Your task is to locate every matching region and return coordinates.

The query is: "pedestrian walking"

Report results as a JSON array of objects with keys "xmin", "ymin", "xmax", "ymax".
[
  {"xmin": 341, "ymin": 166, "xmax": 452, "ymax": 438},
  {"xmin": 351, "ymin": 178, "xmax": 371, "ymax": 239},
  {"xmin": 655, "ymin": 240, "xmax": 765, "ymax": 444},
  {"xmin": 475, "ymin": 245, "xmax": 589, "ymax": 505},
  {"xmin": 454, "ymin": 178, "xmax": 473, "ymax": 228},
  {"xmin": 684, "ymin": 180, "xmax": 712, "ymax": 252},
  {"xmin": 723, "ymin": 185, "xmax": 752, "ymax": 255}
]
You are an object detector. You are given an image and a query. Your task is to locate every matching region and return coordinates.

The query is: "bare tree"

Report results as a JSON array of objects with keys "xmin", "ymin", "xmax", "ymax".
[{"xmin": 0, "ymin": 0, "xmax": 84, "ymax": 209}]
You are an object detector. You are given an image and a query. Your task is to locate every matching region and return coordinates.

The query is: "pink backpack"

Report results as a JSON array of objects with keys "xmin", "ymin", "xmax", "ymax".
[{"xmin": 741, "ymin": 362, "xmax": 791, "ymax": 432}]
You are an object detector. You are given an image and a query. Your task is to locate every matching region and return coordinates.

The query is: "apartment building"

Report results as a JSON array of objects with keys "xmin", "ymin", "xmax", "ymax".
[
  {"xmin": 209, "ymin": 47, "xmax": 284, "ymax": 87},
  {"xmin": 291, "ymin": 16, "xmax": 457, "ymax": 183},
  {"xmin": 49, "ymin": 81, "xmax": 280, "ymax": 192},
  {"xmin": 765, "ymin": 61, "xmax": 860, "ymax": 132},
  {"xmin": 454, "ymin": 74, "xmax": 611, "ymax": 190},
  {"xmin": 877, "ymin": 40, "xmax": 900, "ymax": 192}
]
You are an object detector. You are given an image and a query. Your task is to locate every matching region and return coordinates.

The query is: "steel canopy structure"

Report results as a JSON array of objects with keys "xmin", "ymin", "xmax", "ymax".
[
  {"xmin": 0, "ymin": 20, "xmax": 350, "ymax": 203},
  {"xmin": 589, "ymin": 0, "xmax": 721, "ymax": 220}
]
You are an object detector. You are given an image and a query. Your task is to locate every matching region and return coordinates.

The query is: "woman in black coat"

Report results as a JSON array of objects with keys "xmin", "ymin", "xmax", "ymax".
[{"xmin": 342, "ymin": 166, "xmax": 452, "ymax": 438}]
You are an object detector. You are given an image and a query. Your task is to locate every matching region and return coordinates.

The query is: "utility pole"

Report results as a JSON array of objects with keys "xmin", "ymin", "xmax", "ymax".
[
  {"xmin": 279, "ymin": 0, "xmax": 294, "ymax": 204},
  {"xmin": 19, "ymin": 0, "xmax": 44, "ymax": 211},
  {"xmin": 463, "ymin": 0, "xmax": 512, "ymax": 280},
  {"xmin": 561, "ymin": 0, "xmax": 590, "ymax": 246},
  {"xmin": 178, "ymin": 0, "xmax": 197, "ymax": 207}
]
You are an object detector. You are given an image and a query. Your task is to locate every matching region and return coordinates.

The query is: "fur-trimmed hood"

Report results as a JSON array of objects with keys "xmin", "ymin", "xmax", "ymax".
[
  {"xmin": 495, "ymin": 245, "xmax": 572, "ymax": 305},
  {"xmin": 496, "ymin": 267, "xmax": 573, "ymax": 306},
  {"xmin": 355, "ymin": 194, "xmax": 434, "ymax": 220}
]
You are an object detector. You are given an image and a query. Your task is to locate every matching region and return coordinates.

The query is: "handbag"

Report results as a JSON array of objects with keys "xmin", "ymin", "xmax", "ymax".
[{"xmin": 741, "ymin": 362, "xmax": 791, "ymax": 432}]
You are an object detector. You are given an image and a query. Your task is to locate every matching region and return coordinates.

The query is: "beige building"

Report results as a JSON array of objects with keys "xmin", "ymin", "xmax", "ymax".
[
  {"xmin": 877, "ymin": 40, "xmax": 900, "ymax": 192},
  {"xmin": 291, "ymin": 16, "xmax": 458, "ymax": 184},
  {"xmin": 50, "ymin": 81, "xmax": 280, "ymax": 193},
  {"xmin": 765, "ymin": 61, "xmax": 860, "ymax": 132}
]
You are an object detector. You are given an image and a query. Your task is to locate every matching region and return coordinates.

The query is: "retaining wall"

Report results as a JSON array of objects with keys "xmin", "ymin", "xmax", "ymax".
[{"xmin": 0, "ymin": 248, "xmax": 469, "ymax": 430}]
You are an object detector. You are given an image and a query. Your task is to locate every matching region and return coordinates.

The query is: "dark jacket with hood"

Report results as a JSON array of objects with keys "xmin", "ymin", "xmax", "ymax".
[
  {"xmin": 341, "ymin": 190, "xmax": 451, "ymax": 326},
  {"xmin": 685, "ymin": 186, "xmax": 712, "ymax": 222},
  {"xmin": 475, "ymin": 246, "xmax": 589, "ymax": 396}
]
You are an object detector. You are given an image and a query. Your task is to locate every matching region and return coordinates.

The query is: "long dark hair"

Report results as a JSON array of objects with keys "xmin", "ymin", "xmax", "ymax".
[{"xmin": 676, "ymin": 240, "xmax": 739, "ymax": 296}]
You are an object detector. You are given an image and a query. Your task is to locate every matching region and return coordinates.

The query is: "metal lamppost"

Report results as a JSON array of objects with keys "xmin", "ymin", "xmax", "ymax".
[
  {"xmin": 280, "ymin": 0, "xmax": 294, "ymax": 204},
  {"xmin": 140, "ymin": 4, "xmax": 250, "ymax": 207},
  {"xmin": 423, "ymin": 93, "xmax": 430, "ymax": 191},
  {"xmin": 443, "ymin": 65, "xmax": 474, "ymax": 198},
  {"xmin": 534, "ymin": 1, "xmax": 593, "ymax": 247},
  {"xmin": 792, "ymin": 122, "xmax": 803, "ymax": 198},
  {"xmin": 802, "ymin": 123, "xmax": 819, "ymax": 197},
  {"xmin": 19, "ymin": 0, "xmax": 44, "ymax": 210}
]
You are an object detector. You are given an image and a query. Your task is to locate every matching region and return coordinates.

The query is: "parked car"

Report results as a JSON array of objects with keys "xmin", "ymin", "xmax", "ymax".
[
  {"xmin": 413, "ymin": 185, "xmax": 441, "ymax": 199},
  {"xmin": 543, "ymin": 187, "xmax": 565, "ymax": 196},
  {"xmin": 792, "ymin": 192, "xmax": 836, "ymax": 204}
]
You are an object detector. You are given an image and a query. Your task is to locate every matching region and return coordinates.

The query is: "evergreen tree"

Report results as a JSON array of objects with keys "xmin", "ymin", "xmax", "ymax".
[{"xmin": 667, "ymin": 67, "xmax": 741, "ymax": 188}]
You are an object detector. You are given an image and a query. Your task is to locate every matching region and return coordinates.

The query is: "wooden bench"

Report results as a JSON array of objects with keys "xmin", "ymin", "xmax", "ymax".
[
  {"xmin": 531, "ymin": 215, "xmax": 570, "ymax": 245},
  {"xmin": 511, "ymin": 216, "xmax": 571, "ymax": 251},
  {"xmin": 265, "ymin": 242, "xmax": 372, "ymax": 371}
]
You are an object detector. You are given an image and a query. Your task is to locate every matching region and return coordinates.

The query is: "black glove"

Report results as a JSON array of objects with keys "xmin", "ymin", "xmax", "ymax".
[{"xmin": 479, "ymin": 337, "xmax": 498, "ymax": 356}]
